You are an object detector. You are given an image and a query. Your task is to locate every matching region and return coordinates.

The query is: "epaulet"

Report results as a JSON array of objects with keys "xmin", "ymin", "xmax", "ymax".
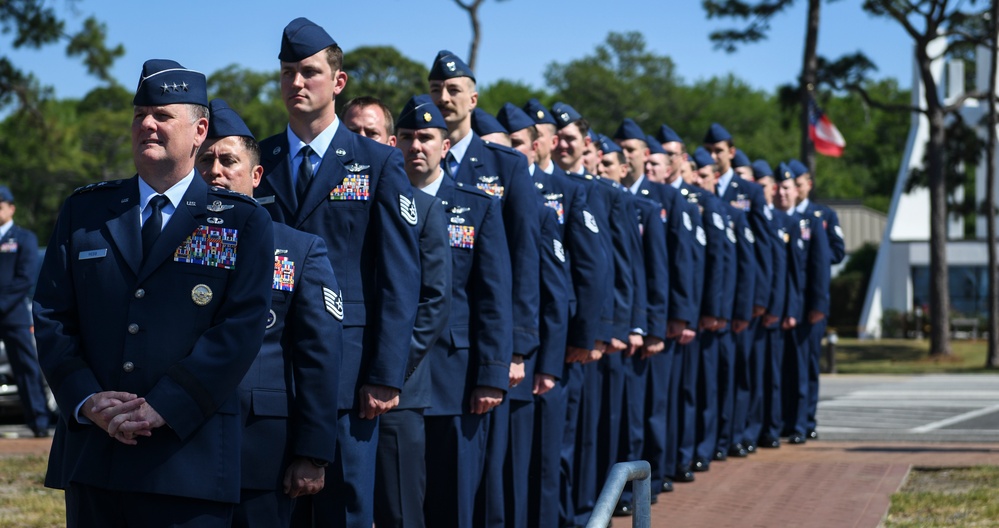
[
  {"xmin": 72, "ymin": 179, "xmax": 125, "ymax": 196},
  {"xmin": 209, "ymin": 186, "xmax": 258, "ymax": 205},
  {"xmin": 482, "ymin": 142, "xmax": 520, "ymax": 158},
  {"xmin": 455, "ymin": 181, "xmax": 493, "ymax": 199}
]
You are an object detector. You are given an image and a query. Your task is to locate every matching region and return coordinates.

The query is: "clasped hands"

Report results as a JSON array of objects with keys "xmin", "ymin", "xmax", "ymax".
[{"xmin": 83, "ymin": 391, "xmax": 165, "ymax": 445}]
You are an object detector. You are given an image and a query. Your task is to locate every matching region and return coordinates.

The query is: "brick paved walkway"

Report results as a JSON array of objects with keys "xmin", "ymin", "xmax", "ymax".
[{"xmin": 638, "ymin": 441, "xmax": 999, "ymax": 528}]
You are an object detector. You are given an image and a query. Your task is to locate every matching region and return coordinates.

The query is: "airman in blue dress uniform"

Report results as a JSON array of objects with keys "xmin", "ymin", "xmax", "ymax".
[
  {"xmin": 35, "ymin": 59, "xmax": 274, "ymax": 528},
  {"xmin": 196, "ymin": 99, "xmax": 343, "ymax": 528}
]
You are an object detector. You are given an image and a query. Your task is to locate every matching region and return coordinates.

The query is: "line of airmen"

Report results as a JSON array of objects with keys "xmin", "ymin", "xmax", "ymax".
[{"xmin": 32, "ymin": 15, "xmax": 846, "ymax": 528}]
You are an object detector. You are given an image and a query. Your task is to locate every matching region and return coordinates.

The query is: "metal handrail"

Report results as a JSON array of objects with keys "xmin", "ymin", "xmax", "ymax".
[{"xmin": 585, "ymin": 460, "xmax": 652, "ymax": 528}]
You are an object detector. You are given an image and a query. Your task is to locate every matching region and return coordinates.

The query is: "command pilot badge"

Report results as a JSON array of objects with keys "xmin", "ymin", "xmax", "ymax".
[
  {"xmin": 400, "ymin": 194, "xmax": 419, "ymax": 226},
  {"xmin": 323, "ymin": 287, "xmax": 344, "ymax": 321},
  {"xmin": 191, "ymin": 284, "xmax": 213, "ymax": 306},
  {"xmin": 207, "ymin": 200, "xmax": 234, "ymax": 213}
]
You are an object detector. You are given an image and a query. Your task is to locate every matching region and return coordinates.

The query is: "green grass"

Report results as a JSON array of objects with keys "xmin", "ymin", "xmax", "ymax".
[
  {"xmin": 0, "ymin": 455, "xmax": 64, "ymax": 528},
  {"xmin": 884, "ymin": 466, "xmax": 999, "ymax": 527},
  {"xmin": 828, "ymin": 338, "xmax": 995, "ymax": 374}
]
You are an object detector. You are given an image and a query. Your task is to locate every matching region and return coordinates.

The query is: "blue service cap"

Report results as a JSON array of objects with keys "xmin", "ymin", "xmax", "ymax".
[
  {"xmin": 656, "ymin": 123, "xmax": 683, "ymax": 144},
  {"xmin": 776, "ymin": 162, "xmax": 796, "ymax": 182},
  {"xmin": 788, "ymin": 159, "xmax": 809, "ymax": 177},
  {"xmin": 587, "ymin": 129, "xmax": 599, "ymax": 144},
  {"xmin": 207, "ymin": 99, "xmax": 254, "ymax": 140},
  {"xmin": 0, "ymin": 186, "xmax": 14, "ymax": 203},
  {"xmin": 703, "ymin": 122, "xmax": 733, "ymax": 144},
  {"xmin": 428, "ymin": 50, "xmax": 475, "ymax": 83},
  {"xmin": 523, "ymin": 98, "xmax": 557, "ymax": 126},
  {"xmin": 279, "ymin": 17, "xmax": 336, "ymax": 62},
  {"xmin": 496, "ymin": 103, "xmax": 535, "ymax": 133},
  {"xmin": 693, "ymin": 146, "xmax": 716, "ymax": 169},
  {"xmin": 646, "ymin": 135, "xmax": 667, "ymax": 156},
  {"xmin": 732, "ymin": 149, "xmax": 751, "ymax": 168},
  {"xmin": 597, "ymin": 134, "xmax": 622, "ymax": 154},
  {"xmin": 472, "ymin": 108, "xmax": 508, "ymax": 137},
  {"xmin": 613, "ymin": 118, "xmax": 646, "ymax": 142},
  {"xmin": 751, "ymin": 160, "xmax": 774, "ymax": 180},
  {"xmin": 396, "ymin": 94, "xmax": 447, "ymax": 131},
  {"xmin": 133, "ymin": 59, "xmax": 207, "ymax": 107},
  {"xmin": 550, "ymin": 102, "xmax": 582, "ymax": 130}
]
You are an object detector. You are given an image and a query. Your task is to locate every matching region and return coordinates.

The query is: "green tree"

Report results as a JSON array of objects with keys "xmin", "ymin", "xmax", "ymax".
[
  {"xmin": 337, "ymin": 46, "xmax": 429, "ymax": 118},
  {"xmin": 207, "ymin": 64, "xmax": 285, "ymax": 139},
  {"xmin": 475, "ymin": 79, "xmax": 548, "ymax": 114}
]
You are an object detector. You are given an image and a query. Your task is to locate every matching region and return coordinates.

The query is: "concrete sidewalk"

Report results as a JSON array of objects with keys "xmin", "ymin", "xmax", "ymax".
[{"xmin": 640, "ymin": 441, "xmax": 999, "ymax": 528}]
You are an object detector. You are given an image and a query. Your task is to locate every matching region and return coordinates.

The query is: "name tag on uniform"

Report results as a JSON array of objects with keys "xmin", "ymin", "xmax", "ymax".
[
  {"xmin": 78, "ymin": 249, "xmax": 107, "ymax": 260},
  {"xmin": 256, "ymin": 195, "xmax": 276, "ymax": 205}
]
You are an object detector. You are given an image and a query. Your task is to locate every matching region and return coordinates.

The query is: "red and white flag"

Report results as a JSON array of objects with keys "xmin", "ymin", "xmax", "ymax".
[{"xmin": 808, "ymin": 95, "xmax": 846, "ymax": 157}]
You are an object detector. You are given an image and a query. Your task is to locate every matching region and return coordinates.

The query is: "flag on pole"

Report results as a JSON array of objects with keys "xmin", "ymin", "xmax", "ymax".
[{"xmin": 807, "ymin": 94, "xmax": 846, "ymax": 157}]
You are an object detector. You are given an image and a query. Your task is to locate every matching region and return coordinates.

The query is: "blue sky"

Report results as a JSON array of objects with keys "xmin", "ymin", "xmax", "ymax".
[{"xmin": 7, "ymin": 0, "xmax": 913, "ymax": 101}]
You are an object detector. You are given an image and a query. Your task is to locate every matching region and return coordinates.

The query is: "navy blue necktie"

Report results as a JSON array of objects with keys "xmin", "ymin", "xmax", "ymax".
[
  {"xmin": 296, "ymin": 146, "xmax": 314, "ymax": 200},
  {"xmin": 141, "ymin": 195, "xmax": 169, "ymax": 258}
]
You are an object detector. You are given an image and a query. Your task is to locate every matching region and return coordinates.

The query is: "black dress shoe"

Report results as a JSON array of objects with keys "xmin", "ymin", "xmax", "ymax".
[
  {"xmin": 712, "ymin": 450, "xmax": 727, "ymax": 461},
  {"xmin": 673, "ymin": 466, "xmax": 695, "ymax": 482},
  {"xmin": 31, "ymin": 428, "xmax": 50, "ymax": 439},
  {"xmin": 807, "ymin": 430, "xmax": 819, "ymax": 440},
  {"xmin": 693, "ymin": 459, "xmax": 709, "ymax": 472},
  {"xmin": 661, "ymin": 479, "xmax": 674, "ymax": 493},
  {"xmin": 787, "ymin": 434, "xmax": 806, "ymax": 444},
  {"xmin": 745, "ymin": 443, "xmax": 757, "ymax": 453},
  {"xmin": 728, "ymin": 444, "xmax": 749, "ymax": 457},
  {"xmin": 760, "ymin": 437, "xmax": 781, "ymax": 448},
  {"xmin": 613, "ymin": 501, "xmax": 634, "ymax": 517}
]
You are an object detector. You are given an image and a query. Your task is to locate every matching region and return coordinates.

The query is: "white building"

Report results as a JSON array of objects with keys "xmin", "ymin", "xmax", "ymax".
[{"xmin": 859, "ymin": 38, "xmax": 998, "ymax": 338}]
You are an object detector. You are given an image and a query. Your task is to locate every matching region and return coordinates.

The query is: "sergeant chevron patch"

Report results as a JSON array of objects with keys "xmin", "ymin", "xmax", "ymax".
[{"xmin": 323, "ymin": 287, "xmax": 344, "ymax": 321}]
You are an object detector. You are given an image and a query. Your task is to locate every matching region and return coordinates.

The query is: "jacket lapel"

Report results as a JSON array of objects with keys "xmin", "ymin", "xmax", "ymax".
[
  {"xmin": 261, "ymin": 135, "xmax": 297, "ymax": 214},
  {"xmin": 105, "ymin": 177, "xmax": 143, "ymax": 276},
  {"xmin": 136, "ymin": 175, "xmax": 206, "ymax": 283},
  {"xmin": 455, "ymin": 134, "xmax": 487, "ymax": 187}
]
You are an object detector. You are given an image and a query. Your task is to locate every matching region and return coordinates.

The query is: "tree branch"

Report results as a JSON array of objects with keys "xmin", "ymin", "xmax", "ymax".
[
  {"xmin": 846, "ymin": 82, "xmax": 927, "ymax": 115},
  {"xmin": 943, "ymin": 90, "xmax": 993, "ymax": 113}
]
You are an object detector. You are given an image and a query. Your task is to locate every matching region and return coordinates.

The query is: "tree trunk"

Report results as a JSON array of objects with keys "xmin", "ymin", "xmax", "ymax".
[
  {"xmin": 918, "ymin": 40, "xmax": 953, "ymax": 356},
  {"xmin": 454, "ymin": 0, "xmax": 484, "ymax": 72},
  {"xmin": 986, "ymin": 0, "xmax": 999, "ymax": 368},
  {"xmin": 800, "ymin": 0, "xmax": 821, "ymax": 173}
]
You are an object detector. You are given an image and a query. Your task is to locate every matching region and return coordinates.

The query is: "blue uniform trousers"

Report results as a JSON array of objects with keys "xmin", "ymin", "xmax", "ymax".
[
  {"xmin": 530, "ymin": 371, "xmax": 567, "ymax": 528},
  {"xmin": 233, "ymin": 488, "xmax": 293, "ymax": 528},
  {"xmin": 694, "ymin": 330, "xmax": 720, "ymax": 465},
  {"xmin": 675, "ymin": 336, "xmax": 701, "ymax": 472},
  {"xmin": 67, "ymin": 482, "xmax": 233, "ymax": 528},
  {"xmin": 373, "ymin": 409, "xmax": 426, "ymax": 528},
  {"xmin": 478, "ymin": 398, "xmax": 509, "ymax": 528},
  {"xmin": 597, "ymin": 352, "xmax": 624, "ymax": 488},
  {"xmin": 618, "ymin": 353, "xmax": 649, "ymax": 504},
  {"xmin": 763, "ymin": 326, "xmax": 785, "ymax": 441},
  {"xmin": 714, "ymin": 329, "xmax": 737, "ymax": 455},
  {"xmin": 1, "ymin": 324, "xmax": 50, "ymax": 433},
  {"xmin": 572, "ymin": 361, "xmax": 602, "ymax": 526},
  {"xmin": 504, "ymin": 398, "xmax": 534, "ymax": 528},
  {"xmin": 642, "ymin": 343, "xmax": 673, "ymax": 495},
  {"xmin": 743, "ymin": 321, "xmax": 769, "ymax": 446},
  {"xmin": 664, "ymin": 340, "xmax": 684, "ymax": 477},
  {"xmin": 729, "ymin": 321, "xmax": 756, "ymax": 450},
  {"xmin": 806, "ymin": 318, "xmax": 826, "ymax": 433},
  {"xmin": 424, "ymin": 413, "xmax": 489, "ymax": 528},
  {"xmin": 781, "ymin": 325, "xmax": 809, "ymax": 437},
  {"xmin": 559, "ymin": 363, "xmax": 584, "ymax": 527}
]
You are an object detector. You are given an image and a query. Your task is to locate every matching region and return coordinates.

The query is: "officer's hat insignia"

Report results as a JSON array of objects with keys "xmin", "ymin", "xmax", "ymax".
[
  {"xmin": 446, "ymin": 61, "xmax": 456, "ymax": 71},
  {"xmin": 423, "ymin": 112, "xmax": 432, "ymax": 122},
  {"xmin": 273, "ymin": 146, "xmax": 281, "ymax": 155},
  {"xmin": 191, "ymin": 284, "xmax": 213, "ymax": 306},
  {"xmin": 336, "ymin": 148, "xmax": 347, "ymax": 156},
  {"xmin": 207, "ymin": 200, "xmax": 234, "ymax": 213},
  {"xmin": 537, "ymin": 110, "xmax": 544, "ymax": 119}
]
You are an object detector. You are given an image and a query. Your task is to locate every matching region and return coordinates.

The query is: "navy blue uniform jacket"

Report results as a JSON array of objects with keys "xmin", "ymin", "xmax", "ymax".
[
  {"xmin": 34, "ymin": 175, "xmax": 274, "ymax": 503},
  {"xmin": 239, "ymin": 224, "xmax": 342, "ymax": 490},
  {"xmin": 638, "ymin": 179, "xmax": 696, "ymax": 327},
  {"xmin": 535, "ymin": 166, "xmax": 608, "ymax": 350},
  {"xmin": 426, "ymin": 178, "xmax": 513, "ymax": 416},
  {"xmin": 257, "ymin": 127, "xmax": 421, "ymax": 409},
  {"xmin": 685, "ymin": 185, "xmax": 727, "ymax": 320},
  {"xmin": 633, "ymin": 194, "xmax": 669, "ymax": 338},
  {"xmin": 0, "ymin": 224, "xmax": 38, "ymax": 327},
  {"xmin": 454, "ymin": 134, "xmax": 540, "ymax": 359},
  {"xmin": 721, "ymin": 178, "xmax": 772, "ymax": 310}
]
